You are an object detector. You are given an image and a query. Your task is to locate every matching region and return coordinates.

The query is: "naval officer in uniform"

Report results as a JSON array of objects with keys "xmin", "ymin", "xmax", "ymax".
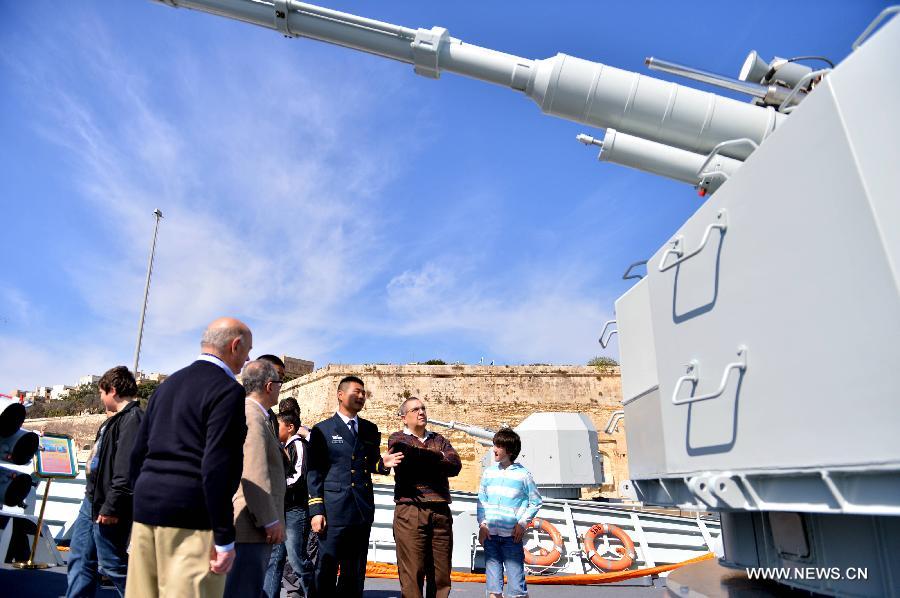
[{"xmin": 307, "ymin": 375, "xmax": 403, "ymax": 598}]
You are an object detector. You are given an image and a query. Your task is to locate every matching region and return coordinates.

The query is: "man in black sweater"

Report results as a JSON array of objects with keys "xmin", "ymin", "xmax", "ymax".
[{"xmin": 126, "ymin": 317, "xmax": 252, "ymax": 598}]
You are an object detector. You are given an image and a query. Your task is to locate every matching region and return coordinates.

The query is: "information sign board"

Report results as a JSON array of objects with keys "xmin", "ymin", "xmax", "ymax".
[{"xmin": 35, "ymin": 434, "xmax": 77, "ymax": 478}]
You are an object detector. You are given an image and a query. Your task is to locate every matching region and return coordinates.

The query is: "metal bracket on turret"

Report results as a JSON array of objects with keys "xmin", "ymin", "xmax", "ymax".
[
  {"xmin": 411, "ymin": 27, "xmax": 449, "ymax": 79},
  {"xmin": 778, "ymin": 69, "xmax": 830, "ymax": 113},
  {"xmin": 852, "ymin": 6, "xmax": 900, "ymax": 50},
  {"xmin": 598, "ymin": 320, "xmax": 618, "ymax": 348},
  {"xmin": 274, "ymin": 0, "xmax": 293, "ymax": 37},
  {"xmin": 697, "ymin": 139, "xmax": 758, "ymax": 195}
]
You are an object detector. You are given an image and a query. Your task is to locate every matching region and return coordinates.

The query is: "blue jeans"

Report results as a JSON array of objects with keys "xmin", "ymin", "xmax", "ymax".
[
  {"xmin": 483, "ymin": 535, "xmax": 527, "ymax": 597},
  {"xmin": 263, "ymin": 507, "xmax": 314, "ymax": 598},
  {"xmin": 66, "ymin": 497, "xmax": 130, "ymax": 597}
]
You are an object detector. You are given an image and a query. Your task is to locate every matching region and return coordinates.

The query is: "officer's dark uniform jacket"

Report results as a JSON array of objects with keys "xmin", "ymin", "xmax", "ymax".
[{"xmin": 307, "ymin": 414, "xmax": 387, "ymax": 527}]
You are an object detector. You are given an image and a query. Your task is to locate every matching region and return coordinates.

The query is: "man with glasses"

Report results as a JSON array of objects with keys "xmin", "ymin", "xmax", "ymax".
[
  {"xmin": 257, "ymin": 354, "xmax": 286, "ymax": 436},
  {"xmin": 387, "ymin": 397, "xmax": 462, "ymax": 598},
  {"xmin": 223, "ymin": 360, "xmax": 287, "ymax": 597},
  {"xmin": 257, "ymin": 356, "xmax": 315, "ymax": 597}
]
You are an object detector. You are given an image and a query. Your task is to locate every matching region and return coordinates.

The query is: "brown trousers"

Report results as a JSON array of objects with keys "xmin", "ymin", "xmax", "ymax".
[
  {"xmin": 125, "ymin": 522, "xmax": 227, "ymax": 598},
  {"xmin": 393, "ymin": 502, "xmax": 453, "ymax": 598}
]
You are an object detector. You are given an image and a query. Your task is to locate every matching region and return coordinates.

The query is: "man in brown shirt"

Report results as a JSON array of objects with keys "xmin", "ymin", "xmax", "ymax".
[{"xmin": 387, "ymin": 397, "xmax": 462, "ymax": 598}]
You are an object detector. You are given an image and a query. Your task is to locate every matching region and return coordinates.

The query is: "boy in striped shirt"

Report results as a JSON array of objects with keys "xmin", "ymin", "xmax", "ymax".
[{"xmin": 476, "ymin": 428, "xmax": 542, "ymax": 598}]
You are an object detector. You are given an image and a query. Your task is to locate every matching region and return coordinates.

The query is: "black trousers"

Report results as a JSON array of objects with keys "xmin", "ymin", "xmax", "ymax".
[
  {"xmin": 314, "ymin": 523, "xmax": 370, "ymax": 598},
  {"xmin": 224, "ymin": 543, "xmax": 273, "ymax": 598}
]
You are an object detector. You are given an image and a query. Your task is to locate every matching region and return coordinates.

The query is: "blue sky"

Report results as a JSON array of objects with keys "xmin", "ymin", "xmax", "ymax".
[{"xmin": 0, "ymin": 1, "xmax": 886, "ymax": 390}]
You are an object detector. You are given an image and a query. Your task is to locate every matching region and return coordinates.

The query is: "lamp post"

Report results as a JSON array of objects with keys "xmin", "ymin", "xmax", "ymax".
[{"xmin": 133, "ymin": 209, "xmax": 163, "ymax": 377}]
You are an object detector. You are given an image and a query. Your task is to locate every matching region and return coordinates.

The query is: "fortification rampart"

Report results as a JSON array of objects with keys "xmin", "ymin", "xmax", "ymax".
[
  {"xmin": 281, "ymin": 364, "xmax": 628, "ymax": 498},
  {"xmin": 23, "ymin": 365, "xmax": 630, "ymax": 499}
]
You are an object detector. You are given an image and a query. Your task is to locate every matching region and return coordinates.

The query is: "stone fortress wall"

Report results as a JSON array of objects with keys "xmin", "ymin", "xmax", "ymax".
[
  {"xmin": 25, "ymin": 414, "xmax": 106, "ymax": 459},
  {"xmin": 280, "ymin": 364, "xmax": 629, "ymax": 499},
  {"xmin": 25, "ymin": 365, "xmax": 630, "ymax": 500}
]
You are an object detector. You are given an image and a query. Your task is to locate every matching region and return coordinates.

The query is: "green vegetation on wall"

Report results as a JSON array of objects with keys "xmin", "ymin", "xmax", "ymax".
[{"xmin": 27, "ymin": 380, "xmax": 162, "ymax": 418}]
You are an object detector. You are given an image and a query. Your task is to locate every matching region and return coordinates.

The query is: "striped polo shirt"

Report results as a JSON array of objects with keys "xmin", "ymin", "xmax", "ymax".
[{"xmin": 476, "ymin": 462, "xmax": 543, "ymax": 537}]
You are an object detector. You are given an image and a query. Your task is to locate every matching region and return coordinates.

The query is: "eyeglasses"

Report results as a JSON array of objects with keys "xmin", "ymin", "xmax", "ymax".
[
  {"xmin": 269, "ymin": 379, "xmax": 284, "ymax": 385},
  {"xmin": 406, "ymin": 406, "xmax": 426, "ymax": 414}
]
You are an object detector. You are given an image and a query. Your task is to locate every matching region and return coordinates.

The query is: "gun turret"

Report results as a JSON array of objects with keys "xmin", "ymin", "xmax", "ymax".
[
  {"xmin": 155, "ymin": 1, "xmax": 786, "ymax": 173},
  {"xmin": 431, "ymin": 413, "xmax": 605, "ymax": 499}
]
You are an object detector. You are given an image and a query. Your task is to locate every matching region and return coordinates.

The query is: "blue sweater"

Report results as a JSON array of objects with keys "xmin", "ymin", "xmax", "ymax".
[
  {"xmin": 130, "ymin": 361, "xmax": 247, "ymax": 546},
  {"xmin": 477, "ymin": 462, "xmax": 543, "ymax": 537}
]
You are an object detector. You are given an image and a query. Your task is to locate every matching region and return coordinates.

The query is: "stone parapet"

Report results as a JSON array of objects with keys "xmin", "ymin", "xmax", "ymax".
[
  {"xmin": 281, "ymin": 364, "xmax": 628, "ymax": 498},
  {"xmin": 22, "ymin": 365, "xmax": 630, "ymax": 500}
]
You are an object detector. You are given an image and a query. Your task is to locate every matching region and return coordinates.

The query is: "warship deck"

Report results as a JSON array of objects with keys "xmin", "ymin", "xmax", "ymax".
[{"xmin": 2, "ymin": 559, "xmax": 669, "ymax": 597}]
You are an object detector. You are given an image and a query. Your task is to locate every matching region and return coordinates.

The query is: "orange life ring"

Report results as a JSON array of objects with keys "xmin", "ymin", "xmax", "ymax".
[
  {"xmin": 583, "ymin": 523, "xmax": 636, "ymax": 572},
  {"xmin": 523, "ymin": 518, "xmax": 564, "ymax": 566}
]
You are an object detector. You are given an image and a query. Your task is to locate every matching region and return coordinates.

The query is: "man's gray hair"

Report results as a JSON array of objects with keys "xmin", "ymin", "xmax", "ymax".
[
  {"xmin": 399, "ymin": 396, "xmax": 423, "ymax": 416},
  {"xmin": 200, "ymin": 325, "xmax": 247, "ymax": 352},
  {"xmin": 243, "ymin": 360, "xmax": 279, "ymax": 395}
]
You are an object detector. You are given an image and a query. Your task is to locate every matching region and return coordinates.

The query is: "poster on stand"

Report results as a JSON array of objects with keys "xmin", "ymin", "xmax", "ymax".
[{"xmin": 35, "ymin": 434, "xmax": 77, "ymax": 478}]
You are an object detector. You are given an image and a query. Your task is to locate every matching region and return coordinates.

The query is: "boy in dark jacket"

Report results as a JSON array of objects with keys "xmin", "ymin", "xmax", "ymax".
[
  {"xmin": 263, "ymin": 409, "xmax": 315, "ymax": 598},
  {"xmin": 66, "ymin": 366, "xmax": 143, "ymax": 598}
]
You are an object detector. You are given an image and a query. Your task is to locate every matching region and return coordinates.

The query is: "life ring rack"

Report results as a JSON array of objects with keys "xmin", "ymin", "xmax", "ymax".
[
  {"xmin": 582, "ymin": 522, "xmax": 636, "ymax": 572},
  {"xmin": 522, "ymin": 518, "xmax": 564, "ymax": 566}
]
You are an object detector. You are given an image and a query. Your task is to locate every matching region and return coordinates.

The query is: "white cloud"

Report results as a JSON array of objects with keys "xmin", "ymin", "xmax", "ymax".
[
  {"xmin": 387, "ymin": 262, "xmax": 457, "ymax": 309},
  {"xmin": 3, "ymin": 9, "xmax": 415, "ymax": 382},
  {"xmin": 2, "ymin": 5, "xmax": 621, "ymax": 391},
  {"xmin": 0, "ymin": 289, "xmax": 34, "ymax": 326},
  {"xmin": 383, "ymin": 260, "xmax": 613, "ymax": 364},
  {"xmin": 0, "ymin": 335, "xmax": 112, "ymax": 391}
]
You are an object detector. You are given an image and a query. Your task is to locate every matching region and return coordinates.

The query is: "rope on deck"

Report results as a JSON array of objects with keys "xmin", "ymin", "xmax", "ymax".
[{"xmin": 366, "ymin": 552, "xmax": 715, "ymax": 585}]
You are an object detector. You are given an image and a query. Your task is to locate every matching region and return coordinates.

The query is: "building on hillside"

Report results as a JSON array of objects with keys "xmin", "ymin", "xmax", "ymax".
[
  {"xmin": 50, "ymin": 384, "xmax": 74, "ymax": 401},
  {"xmin": 78, "ymin": 375, "xmax": 100, "ymax": 386}
]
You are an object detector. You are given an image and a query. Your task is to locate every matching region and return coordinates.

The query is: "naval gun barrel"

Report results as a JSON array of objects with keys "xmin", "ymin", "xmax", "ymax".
[
  {"xmin": 428, "ymin": 419, "xmax": 495, "ymax": 446},
  {"xmin": 154, "ymin": 0, "xmax": 784, "ymax": 160}
]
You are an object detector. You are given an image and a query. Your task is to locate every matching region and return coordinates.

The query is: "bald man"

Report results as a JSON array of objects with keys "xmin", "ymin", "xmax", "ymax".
[{"xmin": 126, "ymin": 318, "xmax": 253, "ymax": 598}]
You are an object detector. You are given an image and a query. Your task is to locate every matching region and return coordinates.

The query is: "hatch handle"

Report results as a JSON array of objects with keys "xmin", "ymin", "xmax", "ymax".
[
  {"xmin": 622, "ymin": 260, "xmax": 648, "ymax": 281},
  {"xmin": 658, "ymin": 209, "xmax": 728, "ymax": 272},
  {"xmin": 697, "ymin": 139, "xmax": 758, "ymax": 178},
  {"xmin": 672, "ymin": 346, "xmax": 748, "ymax": 405},
  {"xmin": 599, "ymin": 320, "xmax": 618, "ymax": 348}
]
